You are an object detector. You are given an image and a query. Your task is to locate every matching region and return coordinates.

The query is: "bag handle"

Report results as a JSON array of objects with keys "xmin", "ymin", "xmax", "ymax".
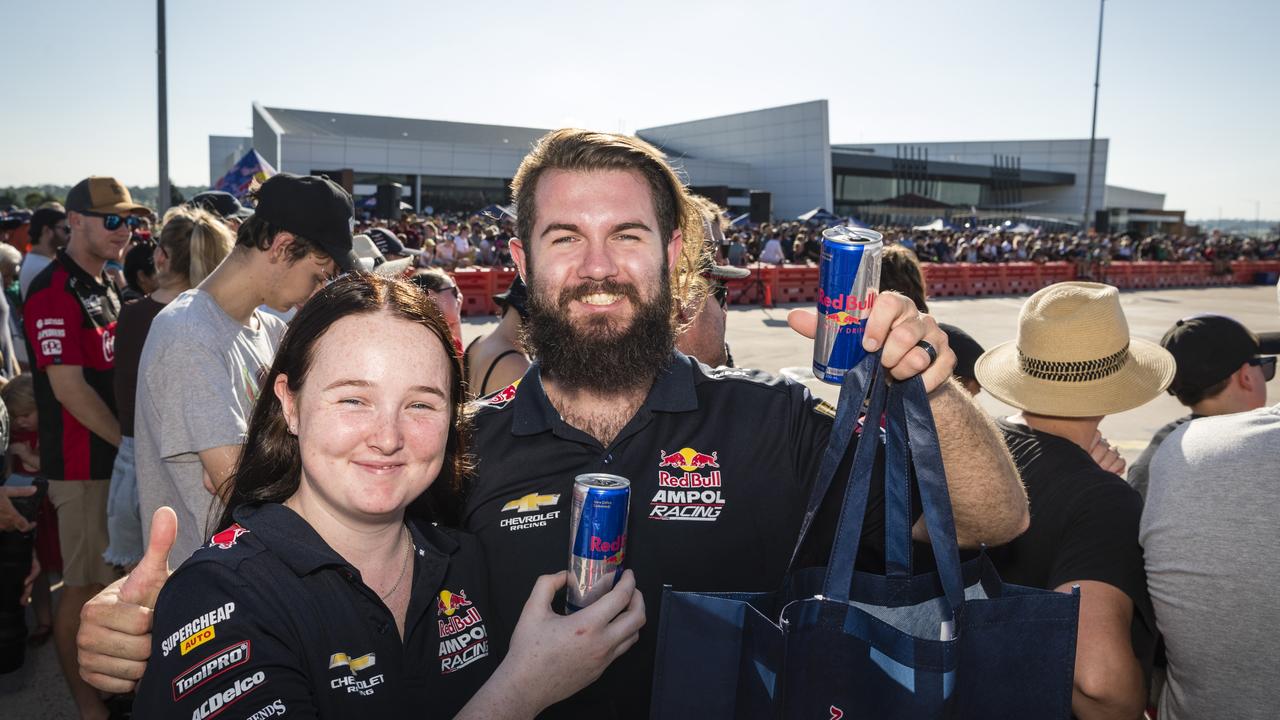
[
  {"xmin": 784, "ymin": 353, "xmax": 883, "ymax": 575},
  {"xmin": 874, "ymin": 379, "xmax": 966, "ymax": 612},
  {"xmin": 818, "ymin": 361, "xmax": 889, "ymax": 603}
]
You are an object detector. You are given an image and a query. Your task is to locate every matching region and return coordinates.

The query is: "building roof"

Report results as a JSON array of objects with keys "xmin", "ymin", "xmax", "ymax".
[{"xmin": 259, "ymin": 106, "xmax": 551, "ymax": 148}]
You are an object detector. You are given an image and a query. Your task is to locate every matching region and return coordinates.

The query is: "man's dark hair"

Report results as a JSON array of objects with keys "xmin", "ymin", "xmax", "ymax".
[
  {"xmin": 1174, "ymin": 376, "xmax": 1231, "ymax": 407},
  {"xmin": 234, "ymin": 214, "xmax": 325, "ymax": 264},
  {"xmin": 123, "ymin": 242, "xmax": 157, "ymax": 294},
  {"xmin": 28, "ymin": 208, "xmax": 66, "ymax": 244}
]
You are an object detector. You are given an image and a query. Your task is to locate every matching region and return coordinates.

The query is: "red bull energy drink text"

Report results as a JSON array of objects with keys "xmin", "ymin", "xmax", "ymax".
[
  {"xmin": 567, "ymin": 473, "xmax": 631, "ymax": 612},
  {"xmin": 814, "ymin": 226, "xmax": 883, "ymax": 384}
]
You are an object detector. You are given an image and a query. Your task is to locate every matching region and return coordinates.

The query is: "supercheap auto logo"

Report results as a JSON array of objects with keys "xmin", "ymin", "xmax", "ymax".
[{"xmin": 650, "ymin": 447, "xmax": 725, "ymax": 522}]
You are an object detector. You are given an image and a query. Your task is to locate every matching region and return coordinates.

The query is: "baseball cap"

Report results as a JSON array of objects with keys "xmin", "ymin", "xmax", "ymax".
[
  {"xmin": 492, "ymin": 276, "xmax": 529, "ymax": 319},
  {"xmin": 940, "ymin": 323, "xmax": 985, "ymax": 382},
  {"xmin": 708, "ymin": 264, "xmax": 750, "ymax": 280},
  {"xmin": 352, "ymin": 233, "xmax": 413, "ymax": 279},
  {"xmin": 1160, "ymin": 315, "xmax": 1270, "ymax": 394},
  {"xmin": 251, "ymin": 173, "xmax": 359, "ymax": 273},
  {"xmin": 190, "ymin": 190, "xmax": 253, "ymax": 221},
  {"xmin": 368, "ymin": 227, "xmax": 423, "ymax": 257},
  {"xmin": 65, "ymin": 176, "xmax": 149, "ymax": 215}
]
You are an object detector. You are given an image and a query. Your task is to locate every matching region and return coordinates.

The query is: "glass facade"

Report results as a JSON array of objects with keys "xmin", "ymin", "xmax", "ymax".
[
  {"xmin": 418, "ymin": 175, "xmax": 511, "ymax": 213},
  {"xmin": 833, "ymin": 172, "xmax": 983, "ymax": 211}
]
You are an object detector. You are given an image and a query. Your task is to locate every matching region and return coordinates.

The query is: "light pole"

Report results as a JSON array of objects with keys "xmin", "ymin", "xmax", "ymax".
[
  {"xmin": 157, "ymin": 0, "xmax": 170, "ymax": 212},
  {"xmin": 1082, "ymin": 0, "xmax": 1105, "ymax": 232}
]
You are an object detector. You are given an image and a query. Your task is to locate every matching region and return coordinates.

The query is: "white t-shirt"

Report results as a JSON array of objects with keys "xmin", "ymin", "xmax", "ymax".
[
  {"xmin": 760, "ymin": 238, "xmax": 785, "ymax": 264},
  {"xmin": 135, "ymin": 289, "xmax": 288, "ymax": 564},
  {"xmin": 19, "ymin": 252, "xmax": 53, "ymax": 300}
]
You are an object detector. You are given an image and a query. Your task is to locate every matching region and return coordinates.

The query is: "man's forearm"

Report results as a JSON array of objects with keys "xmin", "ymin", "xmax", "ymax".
[
  {"xmin": 922, "ymin": 378, "xmax": 1028, "ymax": 547},
  {"xmin": 54, "ymin": 377, "xmax": 122, "ymax": 448}
]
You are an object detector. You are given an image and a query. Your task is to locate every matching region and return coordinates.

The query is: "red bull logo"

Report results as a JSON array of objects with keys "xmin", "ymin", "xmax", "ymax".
[
  {"xmin": 210, "ymin": 524, "xmax": 248, "ymax": 550},
  {"xmin": 825, "ymin": 310, "xmax": 862, "ymax": 327},
  {"xmin": 657, "ymin": 447, "xmax": 720, "ymax": 472},
  {"xmin": 437, "ymin": 589, "xmax": 472, "ymax": 617},
  {"xmin": 817, "ymin": 287, "xmax": 876, "ymax": 314},
  {"xmin": 477, "ymin": 379, "xmax": 521, "ymax": 408}
]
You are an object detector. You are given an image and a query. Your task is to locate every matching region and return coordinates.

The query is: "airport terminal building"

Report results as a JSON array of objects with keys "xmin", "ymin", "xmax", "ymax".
[{"xmin": 210, "ymin": 100, "xmax": 1183, "ymax": 234}]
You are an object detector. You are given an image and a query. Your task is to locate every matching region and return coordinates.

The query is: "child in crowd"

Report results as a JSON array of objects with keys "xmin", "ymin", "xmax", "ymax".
[{"xmin": 2, "ymin": 373, "xmax": 59, "ymax": 643}]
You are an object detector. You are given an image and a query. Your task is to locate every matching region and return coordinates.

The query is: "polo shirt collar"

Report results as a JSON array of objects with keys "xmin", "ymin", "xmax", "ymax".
[
  {"xmin": 233, "ymin": 502, "xmax": 456, "ymax": 577},
  {"xmin": 510, "ymin": 351, "xmax": 699, "ymax": 438},
  {"xmin": 55, "ymin": 248, "xmax": 108, "ymax": 286}
]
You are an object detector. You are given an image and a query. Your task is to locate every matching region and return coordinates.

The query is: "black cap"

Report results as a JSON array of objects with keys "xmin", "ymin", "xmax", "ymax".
[
  {"xmin": 1161, "ymin": 315, "xmax": 1266, "ymax": 394},
  {"xmin": 190, "ymin": 190, "xmax": 253, "ymax": 221},
  {"xmin": 368, "ymin": 227, "xmax": 422, "ymax": 257},
  {"xmin": 492, "ymin": 276, "xmax": 529, "ymax": 320},
  {"xmin": 252, "ymin": 174, "xmax": 359, "ymax": 273},
  {"xmin": 940, "ymin": 323, "xmax": 985, "ymax": 381}
]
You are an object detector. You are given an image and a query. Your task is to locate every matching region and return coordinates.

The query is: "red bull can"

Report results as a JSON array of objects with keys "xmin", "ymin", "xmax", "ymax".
[
  {"xmin": 814, "ymin": 226, "xmax": 883, "ymax": 384},
  {"xmin": 567, "ymin": 473, "xmax": 631, "ymax": 612}
]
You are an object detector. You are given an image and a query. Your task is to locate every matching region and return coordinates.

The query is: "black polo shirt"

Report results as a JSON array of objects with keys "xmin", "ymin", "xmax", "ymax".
[
  {"xmin": 463, "ymin": 352, "xmax": 884, "ymax": 718},
  {"xmin": 135, "ymin": 503, "xmax": 499, "ymax": 720},
  {"xmin": 23, "ymin": 248, "xmax": 119, "ymax": 479}
]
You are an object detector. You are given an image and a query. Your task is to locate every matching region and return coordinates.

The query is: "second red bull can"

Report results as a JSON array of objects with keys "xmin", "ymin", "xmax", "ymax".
[
  {"xmin": 814, "ymin": 226, "xmax": 883, "ymax": 384},
  {"xmin": 567, "ymin": 474, "xmax": 631, "ymax": 612}
]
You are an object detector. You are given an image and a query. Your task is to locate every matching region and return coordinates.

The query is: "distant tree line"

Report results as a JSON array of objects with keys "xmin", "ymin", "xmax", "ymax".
[{"xmin": 1, "ymin": 183, "xmax": 208, "ymax": 212}]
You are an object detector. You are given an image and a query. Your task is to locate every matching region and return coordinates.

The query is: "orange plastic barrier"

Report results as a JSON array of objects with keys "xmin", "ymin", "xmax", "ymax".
[{"xmin": 449, "ymin": 260, "xmax": 1280, "ymax": 315}]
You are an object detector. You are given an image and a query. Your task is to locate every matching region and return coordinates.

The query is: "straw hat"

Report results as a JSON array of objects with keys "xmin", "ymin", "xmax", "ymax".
[{"xmin": 975, "ymin": 282, "xmax": 1175, "ymax": 417}]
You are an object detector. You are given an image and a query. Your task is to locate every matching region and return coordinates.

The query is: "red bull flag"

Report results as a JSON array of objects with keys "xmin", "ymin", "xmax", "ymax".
[{"xmin": 213, "ymin": 149, "xmax": 276, "ymax": 204}]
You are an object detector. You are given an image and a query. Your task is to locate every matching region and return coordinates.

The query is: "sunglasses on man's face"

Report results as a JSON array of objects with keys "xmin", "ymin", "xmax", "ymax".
[
  {"xmin": 83, "ymin": 212, "xmax": 142, "ymax": 232},
  {"xmin": 1248, "ymin": 356, "xmax": 1277, "ymax": 382},
  {"xmin": 711, "ymin": 283, "xmax": 728, "ymax": 309}
]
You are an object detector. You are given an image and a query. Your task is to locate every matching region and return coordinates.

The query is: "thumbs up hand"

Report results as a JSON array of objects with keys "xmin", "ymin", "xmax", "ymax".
[{"xmin": 78, "ymin": 507, "xmax": 177, "ymax": 693}]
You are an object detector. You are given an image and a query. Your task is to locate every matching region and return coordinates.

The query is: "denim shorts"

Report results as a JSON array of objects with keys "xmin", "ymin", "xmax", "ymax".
[{"xmin": 104, "ymin": 435, "xmax": 143, "ymax": 567}]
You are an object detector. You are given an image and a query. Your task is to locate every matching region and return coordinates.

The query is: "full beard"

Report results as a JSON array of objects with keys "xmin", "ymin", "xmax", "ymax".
[{"xmin": 522, "ymin": 274, "xmax": 675, "ymax": 395}]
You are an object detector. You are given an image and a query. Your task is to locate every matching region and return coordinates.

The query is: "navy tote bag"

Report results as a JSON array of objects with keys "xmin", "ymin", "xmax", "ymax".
[{"xmin": 650, "ymin": 354, "xmax": 1079, "ymax": 719}]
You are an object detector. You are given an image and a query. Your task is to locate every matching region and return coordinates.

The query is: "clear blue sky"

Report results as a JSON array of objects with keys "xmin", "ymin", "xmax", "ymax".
[{"xmin": 2, "ymin": 0, "xmax": 1276, "ymax": 220}]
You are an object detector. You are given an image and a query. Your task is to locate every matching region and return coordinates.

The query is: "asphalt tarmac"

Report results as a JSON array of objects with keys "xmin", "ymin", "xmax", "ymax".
[{"xmin": 6, "ymin": 284, "xmax": 1277, "ymax": 717}]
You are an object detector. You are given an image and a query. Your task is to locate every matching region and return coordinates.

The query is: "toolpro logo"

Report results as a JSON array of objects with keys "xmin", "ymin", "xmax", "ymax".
[
  {"xmin": 172, "ymin": 640, "xmax": 250, "ymax": 701},
  {"xmin": 437, "ymin": 589, "xmax": 489, "ymax": 674},
  {"xmin": 499, "ymin": 492, "xmax": 561, "ymax": 532},
  {"xmin": 651, "ymin": 447, "xmax": 725, "ymax": 522},
  {"xmin": 210, "ymin": 524, "xmax": 249, "ymax": 550}
]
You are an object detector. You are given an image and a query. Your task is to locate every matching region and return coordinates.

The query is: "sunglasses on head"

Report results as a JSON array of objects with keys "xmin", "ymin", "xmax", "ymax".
[
  {"xmin": 1248, "ymin": 356, "xmax": 1277, "ymax": 382},
  {"xmin": 83, "ymin": 211, "xmax": 141, "ymax": 231}
]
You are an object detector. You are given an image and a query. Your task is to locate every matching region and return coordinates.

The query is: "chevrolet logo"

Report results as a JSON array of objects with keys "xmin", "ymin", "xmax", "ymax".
[
  {"xmin": 329, "ymin": 652, "xmax": 377, "ymax": 674},
  {"xmin": 502, "ymin": 493, "xmax": 561, "ymax": 513}
]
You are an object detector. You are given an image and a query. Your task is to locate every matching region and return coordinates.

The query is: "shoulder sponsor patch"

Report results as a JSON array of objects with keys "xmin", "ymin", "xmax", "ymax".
[
  {"xmin": 161, "ymin": 602, "xmax": 236, "ymax": 657},
  {"xmin": 472, "ymin": 378, "xmax": 521, "ymax": 409},
  {"xmin": 172, "ymin": 640, "xmax": 250, "ymax": 701},
  {"xmin": 192, "ymin": 670, "xmax": 266, "ymax": 720},
  {"xmin": 210, "ymin": 524, "xmax": 249, "ymax": 550},
  {"xmin": 40, "ymin": 338, "xmax": 62, "ymax": 356}
]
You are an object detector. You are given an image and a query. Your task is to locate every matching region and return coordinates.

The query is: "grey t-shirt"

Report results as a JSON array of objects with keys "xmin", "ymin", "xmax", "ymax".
[
  {"xmin": 135, "ymin": 289, "xmax": 287, "ymax": 565},
  {"xmin": 1141, "ymin": 405, "xmax": 1280, "ymax": 720},
  {"xmin": 1126, "ymin": 414, "xmax": 1197, "ymax": 501}
]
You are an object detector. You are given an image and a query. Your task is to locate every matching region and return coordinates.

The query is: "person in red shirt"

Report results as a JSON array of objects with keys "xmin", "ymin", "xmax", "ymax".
[{"xmin": 23, "ymin": 175, "xmax": 145, "ymax": 719}]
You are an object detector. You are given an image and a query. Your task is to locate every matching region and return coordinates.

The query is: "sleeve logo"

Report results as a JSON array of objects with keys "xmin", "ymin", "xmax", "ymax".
[
  {"xmin": 172, "ymin": 640, "xmax": 250, "ymax": 701},
  {"xmin": 41, "ymin": 338, "xmax": 62, "ymax": 356}
]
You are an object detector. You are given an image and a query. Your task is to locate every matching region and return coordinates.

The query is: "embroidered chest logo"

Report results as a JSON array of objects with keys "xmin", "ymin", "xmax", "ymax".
[
  {"xmin": 650, "ymin": 447, "xmax": 725, "ymax": 522},
  {"xmin": 437, "ymin": 589, "xmax": 490, "ymax": 674},
  {"xmin": 499, "ymin": 492, "xmax": 562, "ymax": 532},
  {"xmin": 328, "ymin": 650, "xmax": 384, "ymax": 696}
]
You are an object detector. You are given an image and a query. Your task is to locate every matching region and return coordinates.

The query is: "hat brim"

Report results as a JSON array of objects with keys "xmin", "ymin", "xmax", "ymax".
[
  {"xmin": 334, "ymin": 247, "xmax": 362, "ymax": 274},
  {"xmin": 710, "ymin": 265, "xmax": 750, "ymax": 279},
  {"xmin": 1258, "ymin": 331, "xmax": 1280, "ymax": 355},
  {"xmin": 974, "ymin": 337, "xmax": 1175, "ymax": 417},
  {"xmin": 373, "ymin": 256, "xmax": 414, "ymax": 279},
  {"xmin": 87, "ymin": 202, "xmax": 150, "ymax": 215}
]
